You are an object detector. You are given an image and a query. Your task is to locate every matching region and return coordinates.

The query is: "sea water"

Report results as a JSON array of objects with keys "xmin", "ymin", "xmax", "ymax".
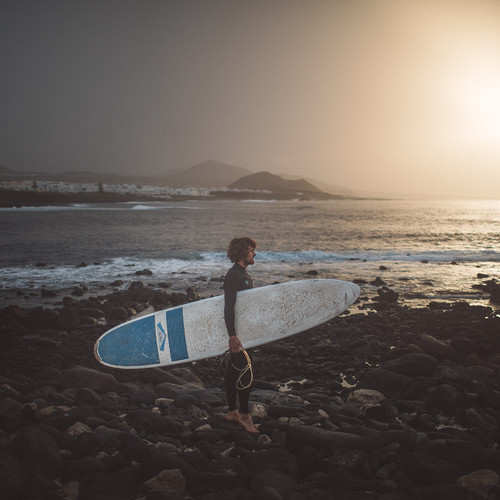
[{"xmin": 1, "ymin": 198, "xmax": 499, "ymax": 308}]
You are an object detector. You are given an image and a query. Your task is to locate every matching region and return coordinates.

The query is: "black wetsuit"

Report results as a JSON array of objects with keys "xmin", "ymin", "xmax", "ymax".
[{"xmin": 223, "ymin": 263, "xmax": 253, "ymax": 413}]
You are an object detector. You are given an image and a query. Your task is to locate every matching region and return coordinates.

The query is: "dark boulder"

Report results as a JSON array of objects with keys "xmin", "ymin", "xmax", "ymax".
[
  {"xmin": 11, "ymin": 426, "xmax": 62, "ymax": 479},
  {"xmin": 381, "ymin": 353, "xmax": 438, "ymax": 377}
]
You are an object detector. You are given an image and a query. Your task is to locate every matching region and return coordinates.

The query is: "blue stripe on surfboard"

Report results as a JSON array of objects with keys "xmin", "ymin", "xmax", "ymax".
[
  {"xmin": 166, "ymin": 308, "xmax": 189, "ymax": 361},
  {"xmin": 97, "ymin": 315, "xmax": 159, "ymax": 366}
]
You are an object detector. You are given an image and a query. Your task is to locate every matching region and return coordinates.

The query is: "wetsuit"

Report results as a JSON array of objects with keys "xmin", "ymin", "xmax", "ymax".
[{"xmin": 223, "ymin": 263, "xmax": 253, "ymax": 413}]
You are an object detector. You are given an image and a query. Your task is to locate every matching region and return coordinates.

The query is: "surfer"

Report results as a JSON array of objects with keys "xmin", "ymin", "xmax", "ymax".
[{"xmin": 223, "ymin": 236, "xmax": 259, "ymax": 434}]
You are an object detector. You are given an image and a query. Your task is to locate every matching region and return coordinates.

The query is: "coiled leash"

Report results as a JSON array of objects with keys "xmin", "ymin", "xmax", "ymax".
[
  {"xmin": 234, "ymin": 349, "xmax": 253, "ymax": 390},
  {"xmin": 221, "ymin": 348, "xmax": 254, "ymax": 390}
]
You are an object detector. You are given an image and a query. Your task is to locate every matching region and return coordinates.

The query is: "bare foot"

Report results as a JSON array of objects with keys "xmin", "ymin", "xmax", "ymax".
[
  {"xmin": 239, "ymin": 413, "xmax": 259, "ymax": 434},
  {"xmin": 225, "ymin": 410, "xmax": 241, "ymax": 422}
]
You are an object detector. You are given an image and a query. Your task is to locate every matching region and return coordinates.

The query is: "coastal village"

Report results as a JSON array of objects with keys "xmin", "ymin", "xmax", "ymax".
[{"xmin": 0, "ymin": 179, "xmax": 221, "ymax": 199}]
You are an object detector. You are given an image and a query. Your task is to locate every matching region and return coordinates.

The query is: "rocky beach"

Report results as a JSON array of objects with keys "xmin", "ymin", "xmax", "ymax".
[{"xmin": 1, "ymin": 276, "xmax": 500, "ymax": 500}]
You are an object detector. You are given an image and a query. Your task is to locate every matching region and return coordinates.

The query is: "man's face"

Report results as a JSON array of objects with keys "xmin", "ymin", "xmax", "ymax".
[{"xmin": 243, "ymin": 247, "xmax": 256, "ymax": 266}]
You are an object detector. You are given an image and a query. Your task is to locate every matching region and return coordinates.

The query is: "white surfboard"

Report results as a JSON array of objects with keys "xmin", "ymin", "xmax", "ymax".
[{"xmin": 94, "ymin": 279, "xmax": 360, "ymax": 369}]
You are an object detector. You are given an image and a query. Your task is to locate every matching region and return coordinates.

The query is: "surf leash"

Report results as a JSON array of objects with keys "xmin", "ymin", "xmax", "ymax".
[{"xmin": 232, "ymin": 349, "xmax": 253, "ymax": 390}]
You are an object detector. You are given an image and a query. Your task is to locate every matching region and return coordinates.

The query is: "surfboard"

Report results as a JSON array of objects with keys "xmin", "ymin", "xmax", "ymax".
[{"xmin": 94, "ymin": 279, "xmax": 360, "ymax": 369}]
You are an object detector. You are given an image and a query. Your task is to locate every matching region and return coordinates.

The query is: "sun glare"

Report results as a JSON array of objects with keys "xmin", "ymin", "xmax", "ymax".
[{"xmin": 456, "ymin": 75, "xmax": 500, "ymax": 142}]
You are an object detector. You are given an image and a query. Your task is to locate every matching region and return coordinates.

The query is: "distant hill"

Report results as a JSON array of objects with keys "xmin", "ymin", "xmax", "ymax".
[
  {"xmin": 0, "ymin": 165, "xmax": 13, "ymax": 174},
  {"xmin": 277, "ymin": 173, "xmax": 356, "ymax": 197},
  {"xmin": 229, "ymin": 171, "xmax": 321, "ymax": 193},
  {"xmin": 225, "ymin": 171, "xmax": 340, "ymax": 200},
  {"xmin": 158, "ymin": 160, "xmax": 252, "ymax": 188},
  {"xmin": 0, "ymin": 161, "xmax": 252, "ymax": 189}
]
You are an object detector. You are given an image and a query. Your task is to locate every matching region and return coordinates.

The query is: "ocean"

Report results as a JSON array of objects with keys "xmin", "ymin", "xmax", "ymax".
[{"xmin": 1, "ymin": 198, "xmax": 499, "ymax": 309}]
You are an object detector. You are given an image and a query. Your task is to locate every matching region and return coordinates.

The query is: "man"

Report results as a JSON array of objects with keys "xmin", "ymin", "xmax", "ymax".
[{"xmin": 223, "ymin": 236, "xmax": 258, "ymax": 433}]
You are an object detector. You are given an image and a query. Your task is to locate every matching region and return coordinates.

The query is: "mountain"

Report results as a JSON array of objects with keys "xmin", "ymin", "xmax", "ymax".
[
  {"xmin": 278, "ymin": 173, "xmax": 356, "ymax": 197},
  {"xmin": 226, "ymin": 171, "xmax": 339, "ymax": 200},
  {"xmin": 229, "ymin": 171, "xmax": 321, "ymax": 193},
  {"xmin": 0, "ymin": 161, "xmax": 252, "ymax": 189},
  {"xmin": 0, "ymin": 165, "xmax": 13, "ymax": 174},
  {"xmin": 158, "ymin": 160, "xmax": 252, "ymax": 188}
]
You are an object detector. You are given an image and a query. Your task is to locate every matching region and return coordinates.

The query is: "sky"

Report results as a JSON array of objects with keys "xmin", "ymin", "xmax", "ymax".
[{"xmin": 2, "ymin": 0, "xmax": 500, "ymax": 198}]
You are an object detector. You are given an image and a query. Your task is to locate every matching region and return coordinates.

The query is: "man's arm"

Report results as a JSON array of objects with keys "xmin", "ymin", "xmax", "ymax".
[{"xmin": 224, "ymin": 270, "xmax": 243, "ymax": 352}]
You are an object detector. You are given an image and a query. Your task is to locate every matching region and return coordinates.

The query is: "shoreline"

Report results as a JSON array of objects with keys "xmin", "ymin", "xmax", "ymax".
[
  {"xmin": 1, "ymin": 259, "xmax": 497, "ymax": 314},
  {"xmin": 0, "ymin": 188, "xmax": 353, "ymax": 208}
]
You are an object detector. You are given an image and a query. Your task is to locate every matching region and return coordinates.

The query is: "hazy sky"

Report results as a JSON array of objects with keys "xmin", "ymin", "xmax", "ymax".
[{"xmin": 2, "ymin": 0, "xmax": 500, "ymax": 198}]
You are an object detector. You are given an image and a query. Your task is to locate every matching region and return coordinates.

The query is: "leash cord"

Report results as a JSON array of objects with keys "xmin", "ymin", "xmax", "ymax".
[{"xmin": 231, "ymin": 349, "xmax": 253, "ymax": 390}]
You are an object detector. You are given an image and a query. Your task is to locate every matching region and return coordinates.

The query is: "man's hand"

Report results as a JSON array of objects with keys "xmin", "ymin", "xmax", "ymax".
[{"xmin": 229, "ymin": 335, "xmax": 243, "ymax": 353}]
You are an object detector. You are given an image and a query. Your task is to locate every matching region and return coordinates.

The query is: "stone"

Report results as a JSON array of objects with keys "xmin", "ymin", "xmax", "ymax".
[
  {"xmin": 457, "ymin": 470, "xmax": 500, "ymax": 499},
  {"xmin": 144, "ymin": 468, "xmax": 186, "ymax": 494},
  {"xmin": 381, "ymin": 353, "xmax": 438, "ymax": 377},
  {"xmin": 417, "ymin": 334, "xmax": 456, "ymax": 360},
  {"xmin": 284, "ymin": 425, "xmax": 363, "ymax": 452},
  {"xmin": 126, "ymin": 409, "xmax": 183, "ymax": 434},
  {"xmin": 11, "ymin": 426, "xmax": 62, "ymax": 479},
  {"xmin": 58, "ymin": 308, "xmax": 80, "ymax": 330},
  {"xmin": 0, "ymin": 452, "xmax": 24, "ymax": 499},
  {"xmin": 66, "ymin": 421, "xmax": 92, "ymax": 436},
  {"xmin": 420, "ymin": 439, "xmax": 500, "ymax": 471},
  {"xmin": 104, "ymin": 306, "xmax": 128, "ymax": 323},
  {"xmin": 62, "ymin": 366, "xmax": 119, "ymax": 392},
  {"xmin": 401, "ymin": 451, "xmax": 466, "ymax": 485},
  {"xmin": 251, "ymin": 469, "xmax": 298, "ymax": 498},
  {"xmin": 357, "ymin": 368, "xmax": 412, "ymax": 397},
  {"xmin": 64, "ymin": 456, "xmax": 105, "ymax": 480},
  {"xmin": 346, "ymin": 389, "xmax": 385, "ymax": 405}
]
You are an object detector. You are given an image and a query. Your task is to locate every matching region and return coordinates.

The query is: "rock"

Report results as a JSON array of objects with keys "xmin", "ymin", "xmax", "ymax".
[
  {"xmin": 375, "ymin": 286, "xmax": 399, "ymax": 303},
  {"xmin": 186, "ymin": 287, "xmax": 200, "ymax": 301},
  {"xmin": 79, "ymin": 307, "xmax": 104, "ymax": 319},
  {"xmin": 357, "ymin": 368, "xmax": 412, "ymax": 397},
  {"xmin": 62, "ymin": 366, "xmax": 119, "ymax": 392},
  {"xmin": 104, "ymin": 306, "xmax": 128, "ymax": 323},
  {"xmin": 11, "ymin": 426, "xmax": 62, "ymax": 479},
  {"xmin": 63, "ymin": 456, "xmax": 105, "ymax": 480},
  {"xmin": 70, "ymin": 432, "xmax": 103, "ymax": 460},
  {"xmin": 120, "ymin": 433, "xmax": 153, "ymax": 462},
  {"xmin": 126, "ymin": 409, "xmax": 183, "ymax": 434},
  {"xmin": 417, "ymin": 334, "xmax": 456, "ymax": 360},
  {"xmin": 251, "ymin": 469, "xmax": 298, "ymax": 498},
  {"xmin": 457, "ymin": 470, "xmax": 500, "ymax": 500},
  {"xmin": 135, "ymin": 269, "xmax": 153, "ymax": 276},
  {"xmin": 0, "ymin": 452, "xmax": 24, "ymax": 499},
  {"xmin": 144, "ymin": 468, "xmax": 186, "ymax": 494},
  {"xmin": 80, "ymin": 466, "xmax": 138, "ymax": 499},
  {"xmin": 58, "ymin": 480, "xmax": 79, "ymax": 500},
  {"xmin": 401, "ymin": 451, "xmax": 466, "ymax": 485},
  {"xmin": 58, "ymin": 307, "xmax": 80, "ymax": 330},
  {"xmin": 381, "ymin": 353, "xmax": 438, "ymax": 377},
  {"xmin": 173, "ymin": 393, "xmax": 198, "ymax": 409},
  {"xmin": 463, "ymin": 365, "xmax": 496, "ymax": 379},
  {"xmin": 268, "ymin": 406, "xmax": 300, "ymax": 419},
  {"xmin": 129, "ymin": 389, "xmax": 158, "ymax": 406},
  {"xmin": 346, "ymin": 389, "xmax": 385, "ymax": 405},
  {"xmin": 282, "ymin": 425, "xmax": 363, "ymax": 452},
  {"xmin": 420, "ymin": 439, "xmax": 500, "ymax": 471},
  {"xmin": 66, "ymin": 422, "xmax": 92, "ymax": 436},
  {"xmin": 425, "ymin": 384, "xmax": 461, "ymax": 414}
]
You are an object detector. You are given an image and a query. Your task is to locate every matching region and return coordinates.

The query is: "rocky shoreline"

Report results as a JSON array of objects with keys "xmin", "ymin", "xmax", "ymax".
[{"xmin": 1, "ymin": 281, "xmax": 500, "ymax": 499}]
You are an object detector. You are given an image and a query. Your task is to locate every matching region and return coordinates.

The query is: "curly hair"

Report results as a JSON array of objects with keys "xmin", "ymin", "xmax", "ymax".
[{"xmin": 227, "ymin": 237, "xmax": 257, "ymax": 263}]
